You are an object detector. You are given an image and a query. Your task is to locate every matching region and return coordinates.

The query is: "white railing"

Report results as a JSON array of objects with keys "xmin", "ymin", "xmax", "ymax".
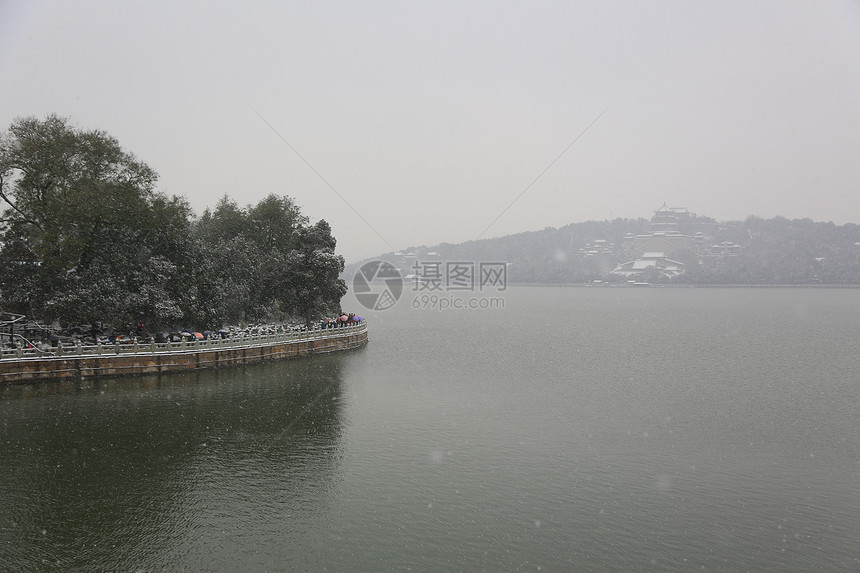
[{"xmin": 0, "ymin": 322, "xmax": 367, "ymax": 361}]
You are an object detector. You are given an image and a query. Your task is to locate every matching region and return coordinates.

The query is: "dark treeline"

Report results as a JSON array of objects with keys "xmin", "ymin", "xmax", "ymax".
[
  {"xmin": 678, "ymin": 216, "xmax": 860, "ymax": 285},
  {"xmin": 0, "ymin": 114, "xmax": 346, "ymax": 333},
  {"xmin": 369, "ymin": 216, "xmax": 860, "ymax": 285}
]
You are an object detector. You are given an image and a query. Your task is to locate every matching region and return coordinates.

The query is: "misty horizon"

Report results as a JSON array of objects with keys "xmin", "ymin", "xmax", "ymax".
[{"xmin": 2, "ymin": 1, "xmax": 859, "ymax": 262}]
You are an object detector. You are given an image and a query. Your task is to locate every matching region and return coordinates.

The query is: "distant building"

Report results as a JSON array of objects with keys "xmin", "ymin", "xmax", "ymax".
[
  {"xmin": 630, "ymin": 232, "xmax": 691, "ymax": 258},
  {"xmin": 578, "ymin": 239, "xmax": 615, "ymax": 256},
  {"xmin": 706, "ymin": 241, "xmax": 743, "ymax": 258},
  {"xmin": 650, "ymin": 203, "xmax": 693, "ymax": 232},
  {"xmin": 628, "ymin": 203, "xmax": 693, "ymax": 257},
  {"xmin": 612, "ymin": 204, "xmax": 692, "ymax": 279},
  {"xmin": 612, "ymin": 252, "xmax": 685, "ymax": 279}
]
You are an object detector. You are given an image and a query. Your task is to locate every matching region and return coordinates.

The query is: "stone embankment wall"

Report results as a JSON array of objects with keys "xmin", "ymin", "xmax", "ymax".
[{"xmin": 0, "ymin": 323, "xmax": 368, "ymax": 384}]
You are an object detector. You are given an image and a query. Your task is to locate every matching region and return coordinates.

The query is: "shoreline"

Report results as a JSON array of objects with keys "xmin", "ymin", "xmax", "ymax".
[
  {"xmin": 510, "ymin": 283, "xmax": 860, "ymax": 289},
  {"xmin": 0, "ymin": 323, "xmax": 368, "ymax": 384}
]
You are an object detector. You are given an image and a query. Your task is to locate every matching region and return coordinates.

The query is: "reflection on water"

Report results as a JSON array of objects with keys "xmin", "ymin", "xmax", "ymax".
[
  {"xmin": 2, "ymin": 288, "xmax": 860, "ymax": 571},
  {"xmin": 0, "ymin": 356, "xmax": 347, "ymax": 571}
]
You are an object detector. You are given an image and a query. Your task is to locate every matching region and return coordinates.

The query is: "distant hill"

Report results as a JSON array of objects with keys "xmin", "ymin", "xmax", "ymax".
[{"xmin": 345, "ymin": 208, "xmax": 860, "ymax": 286}]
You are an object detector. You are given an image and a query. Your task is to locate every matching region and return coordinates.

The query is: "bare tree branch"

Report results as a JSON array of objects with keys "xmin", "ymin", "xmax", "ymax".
[{"xmin": 0, "ymin": 170, "xmax": 44, "ymax": 231}]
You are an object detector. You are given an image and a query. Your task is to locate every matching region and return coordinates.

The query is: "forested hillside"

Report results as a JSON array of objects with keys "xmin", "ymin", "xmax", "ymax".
[{"xmin": 354, "ymin": 213, "xmax": 860, "ymax": 285}]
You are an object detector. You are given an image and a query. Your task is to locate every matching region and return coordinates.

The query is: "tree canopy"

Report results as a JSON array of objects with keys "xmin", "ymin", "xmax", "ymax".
[
  {"xmin": 194, "ymin": 195, "xmax": 346, "ymax": 327},
  {"xmin": 0, "ymin": 114, "xmax": 346, "ymax": 334}
]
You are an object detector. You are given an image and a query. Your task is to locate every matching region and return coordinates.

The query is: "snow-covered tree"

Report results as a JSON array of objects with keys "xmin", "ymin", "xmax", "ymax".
[
  {"xmin": 1, "ymin": 115, "xmax": 349, "ymax": 333},
  {"xmin": 0, "ymin": 115, "xmax": 195, "ymax": 329}
]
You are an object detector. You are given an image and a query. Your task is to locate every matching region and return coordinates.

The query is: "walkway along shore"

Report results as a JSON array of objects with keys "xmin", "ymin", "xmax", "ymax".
[{"xmin": 0, "ymin": 322, "xmax": 368, "ymax": 384}]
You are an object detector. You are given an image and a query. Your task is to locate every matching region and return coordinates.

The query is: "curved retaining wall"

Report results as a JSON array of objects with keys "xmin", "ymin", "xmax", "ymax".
[{"xmin": 0, "ymin": 323, "xmax": 368, "ymax": 384}]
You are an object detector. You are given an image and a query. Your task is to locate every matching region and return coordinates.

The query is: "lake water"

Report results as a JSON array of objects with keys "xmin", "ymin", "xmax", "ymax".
[{"xmin": 2, "ymin": 287, "xmax": 859, "ymax": 571}]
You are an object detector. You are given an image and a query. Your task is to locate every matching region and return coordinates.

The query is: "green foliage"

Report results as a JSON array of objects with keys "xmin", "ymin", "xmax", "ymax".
[
  {"xmin": 279, "ymin": 220, "xmax": 347, "ymax": 326},
  {"xmin": 192, "ymin": 197, "xmax": 344, "ymax": 327},
  {"xmin": 0, "ymin": 115, "xmax": 347, "ymax": 333},
  {"xmin": 0, "ymin": 114, "xmax": 184, "ymax": 327}
]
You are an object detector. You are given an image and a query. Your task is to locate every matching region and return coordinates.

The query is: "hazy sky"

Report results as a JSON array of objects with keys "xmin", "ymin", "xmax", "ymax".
[{"xmin": 2, "ymin": 1, "xmax": 859, "ymax": 261}]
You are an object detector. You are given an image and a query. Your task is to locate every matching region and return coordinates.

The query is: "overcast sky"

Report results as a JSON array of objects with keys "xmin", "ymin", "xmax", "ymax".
[{"xmin": 2, "ymin": 1, "xmax": 859, "ymax": 261}]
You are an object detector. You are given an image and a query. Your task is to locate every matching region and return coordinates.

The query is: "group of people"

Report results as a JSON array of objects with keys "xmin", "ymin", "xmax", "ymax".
[
  {"xmin": 321, "ymin": 313, "xmax": 362, "ymax": 329},
  {"xmin": 3, "ymin": 315, "xmax": 365, "ymax": 351}
]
